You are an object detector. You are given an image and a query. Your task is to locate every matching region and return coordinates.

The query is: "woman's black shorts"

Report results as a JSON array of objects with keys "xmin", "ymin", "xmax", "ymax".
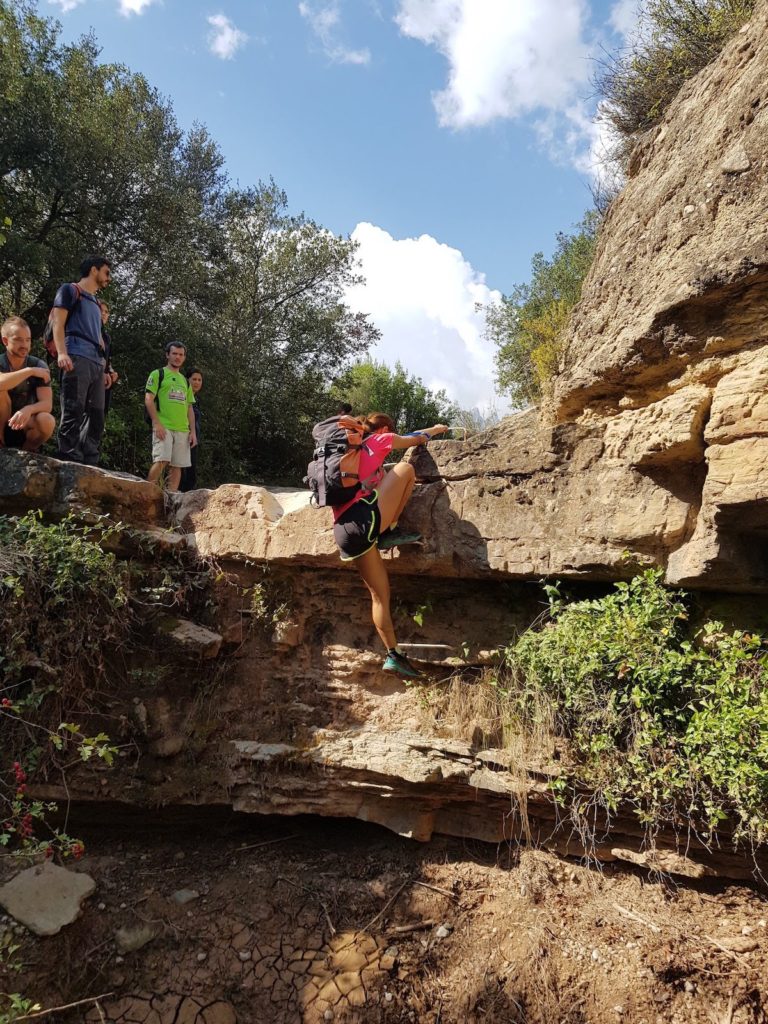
[{"xmin": 333, "ymin": 492, "xmax": 381, "ymax": 562}]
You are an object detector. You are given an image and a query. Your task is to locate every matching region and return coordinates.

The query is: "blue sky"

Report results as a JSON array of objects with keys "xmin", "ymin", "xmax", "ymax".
[{"xmin": 46, "ymin": 0, "xmax": 636, "ymax": 411}]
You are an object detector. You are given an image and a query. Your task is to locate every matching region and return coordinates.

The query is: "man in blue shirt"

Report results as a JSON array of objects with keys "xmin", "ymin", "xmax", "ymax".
[{"xmin": 51, "ymin": 255, "xmax": 112, "ymax": 464}]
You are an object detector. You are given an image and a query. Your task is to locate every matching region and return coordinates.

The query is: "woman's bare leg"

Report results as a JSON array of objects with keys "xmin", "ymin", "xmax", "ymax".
[
  {"xmin": 356, "ymin": 546, "xmax": 396, "ymax": 649},
  {"xmin": 376, "ymin": 462, "xmax": 416, "ymax": 532}
]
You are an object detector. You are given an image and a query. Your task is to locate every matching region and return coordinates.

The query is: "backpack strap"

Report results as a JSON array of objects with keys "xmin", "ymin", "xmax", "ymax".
[{"xmin": 155, "ymin": 367, "xmax": 165, "ymax": 414}]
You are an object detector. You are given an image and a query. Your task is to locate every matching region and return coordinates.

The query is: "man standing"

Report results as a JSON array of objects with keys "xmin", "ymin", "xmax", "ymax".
[
  {"xmin": 145, "ymin": 341, "xmax": 197, "ymax": 492},
  {"xmin": 0, "ymin": 317, "xmax": 55, "ymax": 452},
  {"xmin": 51, "ymin": 255, "xmax": 111, "ymax": 464}
]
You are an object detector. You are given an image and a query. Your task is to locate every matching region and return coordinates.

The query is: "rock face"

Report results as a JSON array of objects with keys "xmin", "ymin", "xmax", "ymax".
[
  {"xmin": 3, "ymin": 6, "xmax": 768, "ymax": 880},
  {"xmin": 0, "ymin": 862, "xmax": 95, "ymax": 936},
  {"xmin": 0, "ymin": 448, "xmax": 163, "ymax": 525},
  {"xmin": 171, "ymin": 5, "xmax": 768, "ymax": 595}
]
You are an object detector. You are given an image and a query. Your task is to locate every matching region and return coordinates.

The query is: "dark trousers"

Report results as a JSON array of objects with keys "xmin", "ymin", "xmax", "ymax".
[
  {"xmin": 57, "ymin": 355, "xmax": 105, "ymax": 466},
  {"xmin": 179, "ymin": 443, "xmax": 198, "ymax": 492}
]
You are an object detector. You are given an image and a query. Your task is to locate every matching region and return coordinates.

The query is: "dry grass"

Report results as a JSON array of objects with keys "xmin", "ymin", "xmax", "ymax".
[
  {"xmin": 419, "ymin": 671, "xmax": 561, "ymax": 847},
  {"xmin": 420, "ymin": 670, "xmax": 557, "ymax": 765}
]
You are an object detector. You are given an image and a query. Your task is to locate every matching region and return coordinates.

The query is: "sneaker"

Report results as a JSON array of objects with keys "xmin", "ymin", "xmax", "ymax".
[
  {"xmin": 382, "ymin": 650, "xmax": 423, "ymax": 679},
  {"xmin": 377, "ymin": 529, "xmax": 422, "ymax": 551}
]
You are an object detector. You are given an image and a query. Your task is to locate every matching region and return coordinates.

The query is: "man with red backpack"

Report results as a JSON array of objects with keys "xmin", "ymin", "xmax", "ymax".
[{"xmin": 49, "ymin": 255, "xmax": 112, "ymax": 465}]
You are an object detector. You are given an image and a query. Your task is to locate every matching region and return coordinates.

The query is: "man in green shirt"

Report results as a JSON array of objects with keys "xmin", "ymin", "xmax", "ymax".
[{"xmin": 145, "ymin": 341, "xmax": 197, "ymax": 492}]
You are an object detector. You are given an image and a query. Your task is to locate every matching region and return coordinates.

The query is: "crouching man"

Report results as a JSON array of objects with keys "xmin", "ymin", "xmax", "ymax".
[{"xmin": 0, "ymin": 317, "xmax": 55, "ymax": 452}]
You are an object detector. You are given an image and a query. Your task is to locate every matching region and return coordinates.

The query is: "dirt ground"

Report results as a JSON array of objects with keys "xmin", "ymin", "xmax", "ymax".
[{"xmin": 4, "ymin": 811, "xmax": 768, "ymax": 1024}]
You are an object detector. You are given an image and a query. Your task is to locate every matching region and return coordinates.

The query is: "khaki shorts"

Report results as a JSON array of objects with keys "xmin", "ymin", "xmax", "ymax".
[{"xmin": 152, "ymin": 429, "xmax": 191, "ymax": 468}]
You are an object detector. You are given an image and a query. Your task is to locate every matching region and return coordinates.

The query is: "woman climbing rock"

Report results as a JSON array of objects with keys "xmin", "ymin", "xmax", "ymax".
[{"xmin": 328, "ymin": 412, "xmax": 448, "ymax": 678}]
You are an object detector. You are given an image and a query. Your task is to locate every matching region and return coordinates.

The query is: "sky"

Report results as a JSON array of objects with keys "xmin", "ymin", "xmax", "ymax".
[{"xmin": 44, "ymin": 0, "xmax": 637, "ymax": 413}]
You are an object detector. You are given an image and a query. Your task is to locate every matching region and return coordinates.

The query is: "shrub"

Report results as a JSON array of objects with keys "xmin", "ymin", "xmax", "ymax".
[
  {"xmin": 501, "ymin": 570, "xmax": 768, "ymax": 845},
  {"xmin": 597, "ymin": 0, "xmax": 757, "ymax": 161}
]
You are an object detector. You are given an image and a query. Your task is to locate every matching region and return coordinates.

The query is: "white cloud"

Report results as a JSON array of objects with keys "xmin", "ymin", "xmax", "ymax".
[
  {"xmin": 395, "ymin": 0, "xmax": 590, "ymax": 129},
  {"xmin": 344, "ymin": 223, "xmax": 505, "ymax": 414},
  {"xmin": 207, "ymin": 13, "xmax": 249, "ymax": 60},
  {"xmin": 49, "ymin": 0, "xmax": 86, "ymax": 12},
  {"xmin": 298, "ymin": 1, "xmax": 371, "ymax": 65},
  {"xmin": 610, "ymin": 0, "xmax": 641, "ymax": 40},
  {"xmin": 119, "ymin": 0, "xmax": 156, "ymax": 15}
]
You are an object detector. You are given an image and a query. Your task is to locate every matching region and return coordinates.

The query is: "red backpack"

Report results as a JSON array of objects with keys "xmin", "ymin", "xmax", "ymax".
[{"xmin": 41, "ymin": 283, "xmax": 82, "ymax": 360}]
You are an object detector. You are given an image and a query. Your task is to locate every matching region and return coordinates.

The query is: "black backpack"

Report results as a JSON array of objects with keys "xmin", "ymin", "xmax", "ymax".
[
  {"xmin": 306, "ymin": 415, "xmax": 369, "ymax": 507},
  {"xmin": 143, "ymin": 367, "xmax": 165, "ymax": 425}
]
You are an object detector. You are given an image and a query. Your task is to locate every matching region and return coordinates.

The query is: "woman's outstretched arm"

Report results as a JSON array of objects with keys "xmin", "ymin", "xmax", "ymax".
[{"xmin": 390, "ymin": 424, "xmax": 449, "ymax": 450}]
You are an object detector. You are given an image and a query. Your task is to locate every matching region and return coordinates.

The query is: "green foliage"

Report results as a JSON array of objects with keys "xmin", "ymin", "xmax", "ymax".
[
  {"xmin": 597, "ymin": 0, "xmax": 756, "ymax": 155},
  {"xmin": 0, "ymin": 993, "xmax": 40, "ymax": 1024},
  {"xmin": 501, "ymin": 570, "xmax": 768, "ymax": 844},
  {"xmin": 0, "ymin": 1, "xmax": 376, "ymax": 485},
  {"xmin": 330, "ymin": 359, "xmax": 458, "ymax": 434},
  {"xmin": 487, "ymin": 213, "xmax": 599, "ymax": 407},
  {"xmin": 0, "ymin": 512, "xmax": 127, "ymax": 861}
]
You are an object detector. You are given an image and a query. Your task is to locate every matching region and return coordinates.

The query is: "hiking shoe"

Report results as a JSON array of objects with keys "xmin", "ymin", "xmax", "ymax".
[
  {"xmin": 377, "ymin": 529, "xmax": 422, "ymax": 551},
  {"xmin": 382, "ymin": 650, "xmax": 423, "ymax": 679}
]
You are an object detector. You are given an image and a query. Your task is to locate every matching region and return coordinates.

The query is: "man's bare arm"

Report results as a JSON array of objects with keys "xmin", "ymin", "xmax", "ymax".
[
  {"xmin": 0, "ymin": 366, "xmax": 50, "ymax": 392},
  {"xmin": 51, "ymin": 307, "xmax": 73, "ymax": 372}
]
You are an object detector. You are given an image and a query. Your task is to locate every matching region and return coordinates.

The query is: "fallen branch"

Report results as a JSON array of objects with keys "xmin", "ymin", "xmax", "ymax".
[
  {"xmin": 612, "ymin": 902, "xmax": 662, "ymax": 934},
  {"xmin": 703, "ymin": 935, "xmax": 749, "ymax": 966},
  {"xmin": 413, "ymin": 881, "xmax": 457, "ymax": 900},
  {"xmin": 18, "ymin": 993, "xmax": 115, "ymax": 1020},
  {"xmin": 388, "ymin": 920, "xmax": 436, "ymax": 935},
  {"xmin": 364, "ymin": 876, "xmax": 413, "ymax": 933},
  {"xmin": 238, "ymin": 834, "xmax": 301, "ymax": 853},
  {"xmin": 276, "ymin": 875, "xmax": 336, "ymax": 936}
]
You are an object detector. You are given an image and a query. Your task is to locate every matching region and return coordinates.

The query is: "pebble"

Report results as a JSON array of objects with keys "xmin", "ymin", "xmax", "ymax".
[
  {"xmin": 742, "ymin": 925, "xmax": 754, "ymax": 936},
  {"xmin": 119, "ymin": 902, "xmax": 127, "ymax": 909},
  {"xmin": 435, "ymin": 925, "xmax": 452, "ymax": 939},
  {"xmin": 591, "ymin": 949, "xmax": 600, "ymax": 962},
  {"xmin": 684, "ymin": 981, "xmax": 696, "ymax": 994},
  {"xmin": 238, "ymin": 951, "xmax": 251, "ymax": 962},
  {"xmin": 384, "ymin": 992, "xmax": 393, "ymax": 1003},
  {"xmin": 98, "ymin": 903, "xmax": 106, "ymax": 911},
  {"xmin": 171, "ymin": 889, "xmax": 200, "ymax": 906},
  {"xmin": 385, "ymin": 946, "xmax": 398, "ymax": 958},
  {"xmin": 115, "ymin": 956, "xmax": 124, "ymax": 964},
  {"xmin": 197, "ymin": 952, "xmax": 207, "ymax": 962},
  {"xmin": 323, "ymin": 1011, "xmax": 334, "ymax": 1022}
]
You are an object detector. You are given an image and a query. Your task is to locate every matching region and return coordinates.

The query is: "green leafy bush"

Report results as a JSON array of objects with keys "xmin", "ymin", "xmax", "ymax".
[
  {"xmin": 597, "ymin": 0, "xmax": 756, "ymax": 160},
  {"xmin": 501, "ymin": 570, "xmax": 768, "ymax": 845}
]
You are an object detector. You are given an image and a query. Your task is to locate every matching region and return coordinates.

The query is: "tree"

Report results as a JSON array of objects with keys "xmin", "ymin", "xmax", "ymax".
[
  {"xmin": 0, "ymin": 1, "xmax": 378, "ymax": 485},
  {"xmin": 0, "ymin": 2, "xmax": 226, "ymax": 325},
  {"xmin": 487, "ymin": 213, "xmax": 599, "ymax": 408},
  {"xmin": 196, "ymin": 183, "xmax": 379, "ymax": 483},
  {"xmin": 330, "ymin": 359, "xmax": 458, "ymax": 434}
]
